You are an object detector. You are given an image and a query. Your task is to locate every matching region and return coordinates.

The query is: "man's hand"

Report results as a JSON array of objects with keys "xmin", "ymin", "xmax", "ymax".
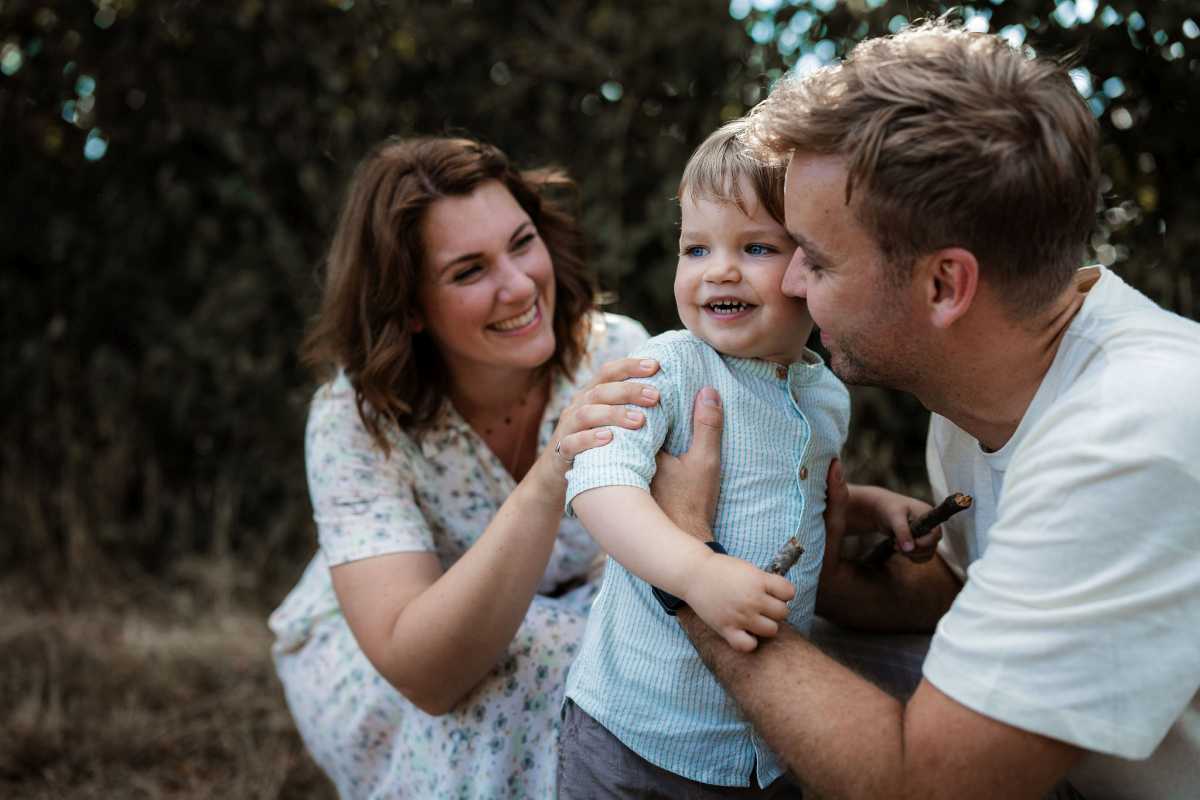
[
  {"xmin": 818, "ymin": 458, "xmax": 853, "ymax": 588},
  {"xmin": 651, "ymin": 387, "xmax": 723, "ymax": 540}
]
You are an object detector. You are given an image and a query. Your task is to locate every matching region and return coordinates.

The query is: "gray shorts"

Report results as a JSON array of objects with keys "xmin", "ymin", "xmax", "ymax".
[{"xmin": 557, "ymin": 700, "xmax": 801, "ymax": 799}]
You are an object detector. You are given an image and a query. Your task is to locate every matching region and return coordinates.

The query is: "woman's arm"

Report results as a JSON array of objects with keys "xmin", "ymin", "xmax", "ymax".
[{"xmin": 331, "ymin": 357, "xmax": 661, "ymax": 715}]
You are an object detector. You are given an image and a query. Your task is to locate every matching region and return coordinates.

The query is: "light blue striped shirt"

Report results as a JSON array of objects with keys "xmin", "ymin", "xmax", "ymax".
[{"xmin": 564, "ymin": 329, "xmax": 850, "ymax": 787}]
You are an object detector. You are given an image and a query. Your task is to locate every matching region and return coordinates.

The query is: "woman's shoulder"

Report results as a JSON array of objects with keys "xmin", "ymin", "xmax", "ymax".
[
  {"xmin": 306, "ymin": 372, "xmax": 420, "ymax": 463},
  {"xmin": 584, "ymin": 312, "xmax": 651, "ymax": 364}
]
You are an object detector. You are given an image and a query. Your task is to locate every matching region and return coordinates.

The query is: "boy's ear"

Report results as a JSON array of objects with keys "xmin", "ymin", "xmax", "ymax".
[{"xmin": 919, "ymin": 247, "xmax": 978, "ymax": 329}]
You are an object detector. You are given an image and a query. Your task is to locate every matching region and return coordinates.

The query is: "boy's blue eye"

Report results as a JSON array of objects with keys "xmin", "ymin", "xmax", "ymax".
[
  {"xmin": 746, "ymin": 243, "xmax": 776, "ymax": 257},
  {"xmin": 683, "ymin": 245, "xmax": 709, "ymax": 258}
]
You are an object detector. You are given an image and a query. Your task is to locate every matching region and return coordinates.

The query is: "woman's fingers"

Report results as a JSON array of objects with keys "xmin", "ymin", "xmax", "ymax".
[
  {"xmin": 589, "ymin": 357, "xmax": 659, "ymax": 387},
  {"xmin": 568, "ymin": 402, "xmax": 646, "ymax": 432},
  {"xmin": 582, "ymin": 379, "xmax": 659, "ymax": 408},
  {"xmin": 555, "ymin": 428, "xmax": 613, "ymax": 463}
]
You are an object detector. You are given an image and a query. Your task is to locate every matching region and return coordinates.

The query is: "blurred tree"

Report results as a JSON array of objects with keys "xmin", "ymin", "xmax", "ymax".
[
  {"xmin": 0, "ymin": 0, "xmax": 1194, "ymax": 596},
  {"xmin": 0, "ymin": 0, "xmax": 768, "ymax": 597}
]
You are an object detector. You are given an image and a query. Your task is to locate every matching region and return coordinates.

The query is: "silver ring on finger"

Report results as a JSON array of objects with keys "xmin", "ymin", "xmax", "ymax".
[{"xmin": 553, "ymin": 440, "xmax": 574, "ymax": 466}]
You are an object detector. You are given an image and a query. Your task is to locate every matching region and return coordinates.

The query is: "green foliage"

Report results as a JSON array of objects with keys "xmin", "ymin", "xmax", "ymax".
[{"xmin": 1, "ymin": 0, "xmax": 1195, "ymax": 596}]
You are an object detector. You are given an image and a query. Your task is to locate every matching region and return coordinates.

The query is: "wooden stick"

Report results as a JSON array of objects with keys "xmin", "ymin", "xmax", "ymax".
[
  {"xmin": 766, "ymin": 536, "xmax": 805, "ymax": 576},
  {"xmin": 860, "ymin": 492, "xmax": 972, "ymax": 567}
]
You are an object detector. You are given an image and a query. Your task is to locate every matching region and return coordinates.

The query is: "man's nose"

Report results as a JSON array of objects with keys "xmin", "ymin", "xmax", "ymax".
[{"xmin": 781, "ymin": 251, "xmax": 807, "ymax": 298}]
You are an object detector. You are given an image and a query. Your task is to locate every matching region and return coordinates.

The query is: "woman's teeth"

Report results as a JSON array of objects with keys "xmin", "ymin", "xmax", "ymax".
[
  {"xmin": 491, "ymin": 303, "xmax": 538, "ymax": 331},
  {"xmin": 707, "ymin": 301, "xmax": 752, "ymax": 315}
]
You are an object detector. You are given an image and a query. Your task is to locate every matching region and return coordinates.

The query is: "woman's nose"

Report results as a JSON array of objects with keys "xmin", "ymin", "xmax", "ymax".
[{"xmin": 496, "ymin": 256, "xmax": 538, "ymax": 303}]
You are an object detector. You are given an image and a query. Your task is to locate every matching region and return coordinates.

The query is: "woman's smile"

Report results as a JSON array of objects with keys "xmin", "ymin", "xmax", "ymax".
[{"xmin": 490, "ymin": 300, "xmax": 542, "ymax": 334}]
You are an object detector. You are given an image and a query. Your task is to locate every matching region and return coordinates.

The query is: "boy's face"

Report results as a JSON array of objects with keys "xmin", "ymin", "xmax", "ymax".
[{"xmin": 675, "ymin": 181, "xmax": 813, "ymax": 364}]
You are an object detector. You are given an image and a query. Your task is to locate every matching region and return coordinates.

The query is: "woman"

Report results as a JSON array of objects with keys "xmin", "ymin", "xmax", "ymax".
[{"xmin": 269, "ymin": 136, "xmax": 657, "ymax": 799}]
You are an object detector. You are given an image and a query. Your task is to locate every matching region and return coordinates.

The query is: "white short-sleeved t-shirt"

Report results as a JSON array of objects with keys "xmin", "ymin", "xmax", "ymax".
[{"xmin": 924, "ymin": 267, "xmax": 1200, "ymax": 800}]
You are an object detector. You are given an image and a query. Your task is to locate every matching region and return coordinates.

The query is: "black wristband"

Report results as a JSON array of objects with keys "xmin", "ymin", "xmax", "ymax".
[{"xmin": 650, "ymin": 540, "xmax": 727, "ymax": 616}]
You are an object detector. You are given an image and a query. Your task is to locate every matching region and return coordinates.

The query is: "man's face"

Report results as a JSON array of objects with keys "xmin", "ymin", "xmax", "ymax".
[{"xmin": 780, "ymin": 153, "xmax": 923, "ymax": 390}]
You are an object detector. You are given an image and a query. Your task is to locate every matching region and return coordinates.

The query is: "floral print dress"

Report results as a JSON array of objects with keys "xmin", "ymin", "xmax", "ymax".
[{"xmin": 269, "ymin": 314, "xmax": 648, "ymax": 799}]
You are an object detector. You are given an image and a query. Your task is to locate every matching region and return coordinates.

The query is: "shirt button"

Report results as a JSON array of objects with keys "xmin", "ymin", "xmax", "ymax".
[
  {"xmin": 776, "ymin": 365, "xmax": 788, "ymax": 380},
  {"xmin": 799, "ymin": 466, "xmax": 809, "ymax": 480}
]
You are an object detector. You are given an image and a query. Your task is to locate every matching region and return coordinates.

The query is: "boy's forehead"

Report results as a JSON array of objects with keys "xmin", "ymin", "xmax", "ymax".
[{"xmin": 681, "ymin": 179, "xmax": 767, "ymax": 217}]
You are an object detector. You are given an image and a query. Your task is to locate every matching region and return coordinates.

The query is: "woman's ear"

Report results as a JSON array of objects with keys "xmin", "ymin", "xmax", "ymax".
[
  {"xmin": 920, "ymin": 247, "xmax": 979, "ymax": 329},
  {"xmin": 409, "ymin": 311, "xmax": 425, "ymax": 333}
]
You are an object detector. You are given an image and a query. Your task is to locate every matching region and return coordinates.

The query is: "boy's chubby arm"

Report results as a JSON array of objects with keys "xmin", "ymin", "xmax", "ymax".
[{"xmin": 572, "ymin": 487, "xmax": 795, "ymax": 652}]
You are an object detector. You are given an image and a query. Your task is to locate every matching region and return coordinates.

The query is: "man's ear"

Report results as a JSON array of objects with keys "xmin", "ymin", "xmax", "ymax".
[{"xmin": 919, "ymin": 247, "xmax": 978, "ymax": 329}]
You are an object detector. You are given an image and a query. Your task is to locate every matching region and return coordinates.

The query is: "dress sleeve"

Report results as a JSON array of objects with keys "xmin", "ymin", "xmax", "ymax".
[
  {"xmin": 589, "ymin": 313, "xmax": 652, "ymax": 365},
  {"xmin": 922, "ymin": 372, "xmax": 1200, "ymax": 758},
  {"xmin": 304, "ymin": 383, "xmax": 436, "ymax": 566},
  {"xmin": 563, "ymin": 335, "xmax": 679, "ymax": 513}
]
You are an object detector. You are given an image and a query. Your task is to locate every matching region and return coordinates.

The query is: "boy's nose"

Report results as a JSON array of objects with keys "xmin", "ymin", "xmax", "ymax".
[
  {"xmin": 703, "ymin": 259, "xmax": 741, "ymax": 283},
  {"xmin": 781, "ymin": 251, "xmax": 807, "ymax": 298}
]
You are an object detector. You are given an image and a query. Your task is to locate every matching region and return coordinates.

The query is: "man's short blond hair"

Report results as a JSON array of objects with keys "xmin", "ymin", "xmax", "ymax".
[{"xmin": 750, "ymin": 20, "xmax": 1100, "ymax": 315}]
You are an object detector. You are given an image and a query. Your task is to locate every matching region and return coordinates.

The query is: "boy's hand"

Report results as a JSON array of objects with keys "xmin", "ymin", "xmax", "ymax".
[
  {"xmin": 683, "ymin": 552, "xmax": 795, "ymax": 652},
  {"xmin": 851, "ymin": 484, "xmax": 943, "ymax": 564}
]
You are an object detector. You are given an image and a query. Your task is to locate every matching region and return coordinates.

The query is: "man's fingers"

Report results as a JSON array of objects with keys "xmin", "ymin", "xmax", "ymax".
[
  {"xmin": 688, "ymin": 387, "xmax": 723, "ymax": 466},
  {"xmin": 824, "ymin": 458, "xmax": 848, "ymax": 540}
]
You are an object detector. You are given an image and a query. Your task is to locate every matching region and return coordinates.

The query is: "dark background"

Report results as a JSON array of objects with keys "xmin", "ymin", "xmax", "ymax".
[
  {"xmin": 4, "ymin": 0, "xmax": 1196, "ymax": 606},
  {"xmin": 0, "ymin": 2, "xmax": 1196, "ymax": 793}
]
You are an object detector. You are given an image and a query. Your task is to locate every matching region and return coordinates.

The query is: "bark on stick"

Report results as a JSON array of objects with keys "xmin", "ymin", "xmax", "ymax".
[{"xmin": 766, "ymin": 536, "xmax": 805, "ymax": 576}]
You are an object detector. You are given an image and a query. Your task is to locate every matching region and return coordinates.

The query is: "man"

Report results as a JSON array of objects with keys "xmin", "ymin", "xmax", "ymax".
[{"xmin": 654, "ymin": 21, "xmax": 1200, "ymax": 800}]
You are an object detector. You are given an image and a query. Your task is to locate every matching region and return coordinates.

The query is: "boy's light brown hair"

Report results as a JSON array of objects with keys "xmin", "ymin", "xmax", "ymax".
[
  {"xmin": 750, "ymin": 19, "xmax": 1100, "ymax": 315},
  {"xmin": 679, "ymin": 117, "xmax": 787, "ymax": 225}
]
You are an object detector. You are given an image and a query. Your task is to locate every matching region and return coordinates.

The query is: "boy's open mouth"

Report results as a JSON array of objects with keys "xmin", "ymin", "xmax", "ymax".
[{"xmin": 704, "ymin": 299, "xmax": 757, "ymax": 316}]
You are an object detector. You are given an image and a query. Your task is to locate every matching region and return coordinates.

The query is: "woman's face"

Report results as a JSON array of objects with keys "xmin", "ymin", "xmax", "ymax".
[{"xmin": 417, "ymin": 180, "xmax": 557, "ymax": 384}]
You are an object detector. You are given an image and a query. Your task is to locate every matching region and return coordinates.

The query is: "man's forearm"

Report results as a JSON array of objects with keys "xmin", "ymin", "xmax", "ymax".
[
  {"xmin": 679, "ymin": 610, "xmax": 906, "ymax": 798},
  {"xmin": 679, "ymin": 609, "xmax": 1081, "ymax": 800},
  {"xmin": 816, "ymin": 554, "xmax": 961, "ymax": 634}
]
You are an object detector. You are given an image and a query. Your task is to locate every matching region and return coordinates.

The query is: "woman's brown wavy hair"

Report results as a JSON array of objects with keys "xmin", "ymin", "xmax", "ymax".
[{"xmin": 301, "ymin": 136, "xmax": 596, "ymax": 453}]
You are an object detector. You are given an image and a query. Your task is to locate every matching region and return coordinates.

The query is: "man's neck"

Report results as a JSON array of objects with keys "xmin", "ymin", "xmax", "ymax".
[{"xmin": 922, "ymin": 275, "xmax": 1093, "ymax": 452}]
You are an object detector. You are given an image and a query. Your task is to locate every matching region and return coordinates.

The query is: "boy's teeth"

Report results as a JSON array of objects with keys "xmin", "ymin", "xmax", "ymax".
[
  {"xmin": 708, "ymin": 301, "xmax": 750, "ymax": 314},
  {"xmin": 492, "ymin": 304, "xmax": 538, "ymax": 330}
]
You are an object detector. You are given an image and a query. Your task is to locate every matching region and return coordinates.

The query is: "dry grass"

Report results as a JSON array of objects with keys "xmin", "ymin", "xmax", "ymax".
[{"xmin": 0, "ymin": 581, "xmax": 335, "ymax": 800}]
